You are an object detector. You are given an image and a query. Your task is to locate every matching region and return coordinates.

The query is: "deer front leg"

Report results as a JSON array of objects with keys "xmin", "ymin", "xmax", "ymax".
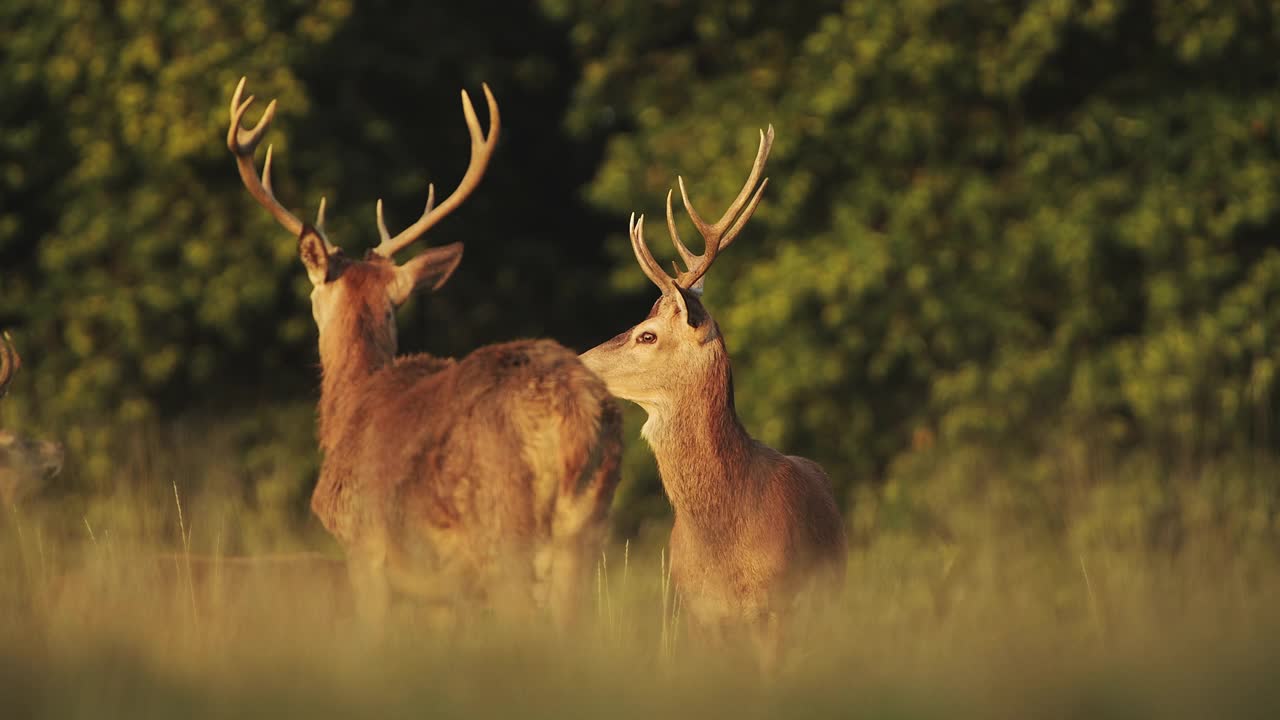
[
  {"xmin": 546, "ymin": 533, "xmax": 594, "ymax": 631},
  {"xmin": 750, "ymin": 609, "xmax": 784, "ymax": 679},
  {"xmin": 346, "ymin": 547, "xmax": 390, "ymax": 629}
]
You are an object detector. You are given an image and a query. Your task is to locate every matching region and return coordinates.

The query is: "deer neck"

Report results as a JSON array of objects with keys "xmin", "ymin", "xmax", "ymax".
[
  {"xmin": 641, "ymin": 346, "xmax": 758, "ymax": 525},
  {"xmin": 316, "ymin": 313, "xmax": 396, "ymax": 452}
]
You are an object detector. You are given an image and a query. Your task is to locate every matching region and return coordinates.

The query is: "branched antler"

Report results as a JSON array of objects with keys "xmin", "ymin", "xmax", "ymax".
[
  {"xmin": 632, "ymin": 126, "xmax": 774, "ymax": 295},
  {"xmin": 628, "ymin": 213, "xmax": 677, "ymax": 296},
  {"xmin": 371, "ymin": 85, "xmax": 500, "ymax": 258},
  {"xmin": 229, "ymin": 77, "xmax": 499, "ymax": 259},
  {"xmin": 227, "ymin": 77, "xmax": 330, "ymax": 246}
]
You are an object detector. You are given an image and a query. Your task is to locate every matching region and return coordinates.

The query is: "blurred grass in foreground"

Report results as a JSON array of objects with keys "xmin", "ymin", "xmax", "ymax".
[{"xmin": 2, "ymin": 426, "xmax": 1280, "ymax": 719}]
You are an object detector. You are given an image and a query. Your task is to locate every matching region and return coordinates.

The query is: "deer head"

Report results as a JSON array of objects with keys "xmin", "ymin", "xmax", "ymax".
[
  {"xmin": 580, "ymin": 127, "xmax": 773, "ymax": 413},
  {"xmin": 227, "ymin": 77, "xmax": 499, "ymax": 360},
  {"xmin": 0, "ymin": 332, "xmax": 64, "ymax": 507}
]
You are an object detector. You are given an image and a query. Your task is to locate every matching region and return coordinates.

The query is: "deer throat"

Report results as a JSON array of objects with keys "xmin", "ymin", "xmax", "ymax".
[
  {"xmin": 643, "ymin": 393, "xmax": 756, "ymax": 525},
  {"xmin": 316, "ymin": 321, "xmax": 396, "ymax": 452}
]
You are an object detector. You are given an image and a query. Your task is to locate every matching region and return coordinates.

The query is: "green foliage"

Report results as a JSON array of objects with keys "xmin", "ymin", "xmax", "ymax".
[
  {"xmin": 3, "ymin": 1, "xmax": 1279, "ymax": 526},
  {"xmin": 4, "ymin": 7, "xmax": 1280, "ymax": 711},
  {"xmin": 1, "ymin": 2, "xmax": 629, "ymax": 482},
  {"xmin": 1, "ymin": 0, "xmax": 345, "ymax": 415},
  {"xmin": 547, "ymin": 0, "xmax": 1280, "ymax": 494}
]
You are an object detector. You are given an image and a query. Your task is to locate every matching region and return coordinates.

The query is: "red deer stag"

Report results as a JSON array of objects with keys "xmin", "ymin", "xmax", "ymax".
[
  {"xmin": 579, "ymin": 127, "xmax": 845, "ymax": 667},
  {"xmin": 0, "ymin": 332, "xmax": 64, "ymax": 509},
  {"xmin": 227, "ymin": 78, "xmax": 621, "ymax": 626}
]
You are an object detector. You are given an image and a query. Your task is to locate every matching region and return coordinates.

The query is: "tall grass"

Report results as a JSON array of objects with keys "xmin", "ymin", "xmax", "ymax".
[{"xmin": 2, "ymin": 424, "xmax": 1280, "ymax": 718}]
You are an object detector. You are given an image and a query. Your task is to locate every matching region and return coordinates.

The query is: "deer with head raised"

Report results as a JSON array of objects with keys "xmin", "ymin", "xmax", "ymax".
[
  {"xmin": 579, "ymin": 127, "xmax": 845, "ymax": 667},
  {"xmin": 227, "ymin": 78, "xmax": 621, "ymax": 627},
  {"xmin": 0, "ymin": 332, "xmax": 65, "ymax": 509}
]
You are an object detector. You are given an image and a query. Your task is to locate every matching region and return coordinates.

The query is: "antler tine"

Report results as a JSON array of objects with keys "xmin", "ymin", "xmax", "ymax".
[
  {"xmin": 668, "ymin": 125, "xmax": 774, "ymax": 290},
  {"xmin": 376, "ymin": 185, "xmax": 435, "ymax": 246},
  {"xmin": 228, "ymin": 77, "xmax": 319, "ymax": 242},
  {"xmin": 665, "ymin": 188, "xmax": 698, "ymax": 270},
  {"xmin": 669, "ymin": 176, "xmax": 724, "ymax": 292},
  {"xmin": 372, "ymin": 84, "xmax": 500, "ymax": 258},
  {"xmin": 376, "ymin": 199, "xmax": 390, "ymax": 245},
  {"xmin": 715, "ymin": 176, "xmax": 769, "ymax": 251},
  {"xmin": 629, "ymin": 214, "xmax": 677, "ymax": 294},
  {"xmin": 0, "ymin": 331, "xmax": 20, "ymax": 399},
  {"xmin": 316, "ymin": 195, "xmax": 328, "ymax": 236}
]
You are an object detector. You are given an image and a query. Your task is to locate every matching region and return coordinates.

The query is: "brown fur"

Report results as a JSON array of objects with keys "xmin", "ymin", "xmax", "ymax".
[
  {"xmin": 298, "ymin": 232, "xmax": 621, "ymax": 626},
  {"xmin": 581, "ymin": 291, "xmax": 845, "ymax": 665},
  {"xmin": 0, "ymin": 430, "xmax": 64, "ymax": 509},
  {"xmin": 0, "ymin": 333, "xmax": 64, "ymax": 508}
]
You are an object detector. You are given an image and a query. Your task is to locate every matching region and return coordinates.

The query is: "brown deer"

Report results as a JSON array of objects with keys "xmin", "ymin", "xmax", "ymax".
[
  {"xmin": 578, "ymin": 127, "xmax": 845, "ymax": 667},
  {"xmin": 227, "ymin": 78, "xmax": 621, "ymax": 626},
  {"xmin": 0, "ymin": 332, "xmax": 64, "ymax": 509}
]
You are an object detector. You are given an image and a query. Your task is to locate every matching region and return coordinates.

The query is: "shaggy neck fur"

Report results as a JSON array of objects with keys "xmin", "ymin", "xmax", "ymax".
[
  {"xmin": 641, "ymin": 339, "xmax": 758, "ymax": 529},
  {"xmin": 317, "ymin": 307, "xmax": 396, "ymax": 453}
]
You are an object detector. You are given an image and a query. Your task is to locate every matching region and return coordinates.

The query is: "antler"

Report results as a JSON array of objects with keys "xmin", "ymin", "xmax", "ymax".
[
  {"xmin": 371, "ymin": 85, "xmax": 500, "ymax": 258},
  {"xmin": 227, "ymin": 77, "xmax": 331, "ymax": 246},
  {"xmin": 628, "ymin": 213, "xmax": 678, "ymax": 296},
  {"xmin": 0, "ymin": 331, "xmax": 21, "ymax": 399},
  {"xmin": 630, "ymin": 125, "xmax": 774, "ymax": 295},
  {"xmin": 666, "ymin": 125, "xmax": 773, "ymax": 291}
]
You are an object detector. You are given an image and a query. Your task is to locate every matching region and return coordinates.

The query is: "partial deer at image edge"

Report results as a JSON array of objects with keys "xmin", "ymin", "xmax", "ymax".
[{"xmin": 0, "ymin": 332, "xmax": 65, "ymax": 510}]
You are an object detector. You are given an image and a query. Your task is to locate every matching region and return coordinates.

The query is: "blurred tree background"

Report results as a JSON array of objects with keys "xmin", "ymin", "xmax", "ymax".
[{"xmin": 2, "ymin": 0, "xmax": 1278, "ymax": 547}]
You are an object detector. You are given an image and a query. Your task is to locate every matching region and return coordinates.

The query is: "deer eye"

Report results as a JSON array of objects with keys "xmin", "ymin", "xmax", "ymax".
[{"xmin": 637, "ymin": 331, "xmax": 657, "ymax": 344}]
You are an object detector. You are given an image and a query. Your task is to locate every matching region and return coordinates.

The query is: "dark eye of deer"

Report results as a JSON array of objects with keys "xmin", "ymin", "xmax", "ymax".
[{"xmin": 637, "ymin": 331, "xmax": 657, "ymax": 344}]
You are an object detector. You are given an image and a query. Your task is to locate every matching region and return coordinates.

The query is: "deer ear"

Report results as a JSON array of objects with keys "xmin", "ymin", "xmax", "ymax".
[
  {"xmin": 668, "ymin": 284, "xmax": 691, "ymax": 320},
  {"xmin": 675, "ymin": 286, "xmax": 717, "ymax": 332},
  {"xmin": 298, "ymin": 225, "xmax": 331, "ymax": 286},
  {"xmin": 389, "ymin": 242, "xmax": 464, "ymax": 305},
  {"xmin": 670, "ymin": 286, "xmax": 714, "ymax": 341}
]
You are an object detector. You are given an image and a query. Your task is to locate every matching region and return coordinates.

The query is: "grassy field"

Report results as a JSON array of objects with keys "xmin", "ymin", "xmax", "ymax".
[{"xmin": 3, "ymin": 439, "xmax": 1280, "ymax": 719}]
